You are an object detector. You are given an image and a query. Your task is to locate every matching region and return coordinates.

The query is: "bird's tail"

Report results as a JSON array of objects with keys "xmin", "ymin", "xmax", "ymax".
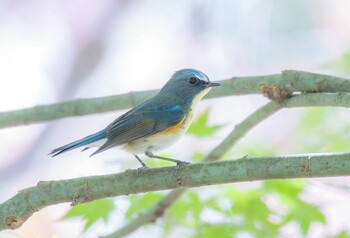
[{"xmin": 49, "ymin": 129, "xmax": 106, "ymax": 157}]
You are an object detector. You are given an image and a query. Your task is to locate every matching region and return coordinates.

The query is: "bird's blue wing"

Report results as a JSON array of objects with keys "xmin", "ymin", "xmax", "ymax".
[{"xmin": 90, "ymin": 105, "xmax": 185, "ymax": 155}]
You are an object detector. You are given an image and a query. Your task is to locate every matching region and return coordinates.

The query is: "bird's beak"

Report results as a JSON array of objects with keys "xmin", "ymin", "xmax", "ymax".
[{"xmin": 207, "ymin": 82, "xmax": 221, "ymax": 87}]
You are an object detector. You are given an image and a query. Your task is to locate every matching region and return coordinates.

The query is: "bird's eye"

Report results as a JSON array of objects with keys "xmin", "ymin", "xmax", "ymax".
[{"xmin": 189, "ymin": 77, "xmax": 198, "ymax": 85}]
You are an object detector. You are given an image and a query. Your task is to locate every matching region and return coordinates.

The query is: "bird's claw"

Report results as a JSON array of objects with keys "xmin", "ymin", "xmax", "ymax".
[
  {"xmin": 136, "ymin": 165, "xmax": 150, "ymax": 174},
  {"xmin": 176, "ymin": 161, "xmax": 190, "ymax": 166},
  {"xmin": 173, "ymin": 160, "xmax": 190, "ymax": 177}
]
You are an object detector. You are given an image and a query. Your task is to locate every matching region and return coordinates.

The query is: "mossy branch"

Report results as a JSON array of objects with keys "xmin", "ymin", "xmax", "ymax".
[
  {"xmin": 1, "ymin": 70, "xmax": 350, "ymax": 128},
  {"xmin": 2, "ymin": 152, "xmax": 350, "ymax": 231}
]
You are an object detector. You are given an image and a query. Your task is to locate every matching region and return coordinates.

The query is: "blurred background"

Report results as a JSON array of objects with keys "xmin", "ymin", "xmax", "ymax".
[{"xmin": 1, "ymin": 0, "xmax": 350, "ymax": 237}]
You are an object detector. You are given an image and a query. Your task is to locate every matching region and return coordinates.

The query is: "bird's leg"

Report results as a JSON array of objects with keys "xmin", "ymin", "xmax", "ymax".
[
  {"xmin": 145, "ymin": 151, "xmax": 190, "ymax": 165},
  {"xmin": 134, "ymin": 155, "xmax": 149, "ymax": 169}
]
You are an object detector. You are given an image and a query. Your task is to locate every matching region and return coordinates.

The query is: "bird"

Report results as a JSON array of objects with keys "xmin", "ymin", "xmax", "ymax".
[{"xmin": 49, "ymin": 69, "xmax": 220, "ymax": 168}]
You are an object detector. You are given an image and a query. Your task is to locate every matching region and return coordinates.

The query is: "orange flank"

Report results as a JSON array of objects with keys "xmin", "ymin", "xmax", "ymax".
[{"xmin": 159, "ymin": 116, "xmax": 186, "ymax": 134}]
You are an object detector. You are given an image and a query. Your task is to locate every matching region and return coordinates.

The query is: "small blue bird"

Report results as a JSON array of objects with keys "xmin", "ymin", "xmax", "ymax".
[{"xmin": 49, "ymin": 69, "xmax": 220, "ymax": 167}]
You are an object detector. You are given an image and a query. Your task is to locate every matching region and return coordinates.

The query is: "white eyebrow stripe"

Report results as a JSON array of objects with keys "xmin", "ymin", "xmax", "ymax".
[
  {"xmin": 193, "ymin": 72, "xmax": 209, "ymax": 82},
  {"xmin": 199, "ymin": 76, "xmax": 209, "ymax": 83}
]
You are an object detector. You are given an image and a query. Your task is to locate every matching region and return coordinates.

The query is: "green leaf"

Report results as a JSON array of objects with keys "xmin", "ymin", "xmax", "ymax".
[
  {"xmin": 166, "ymin": 191, "xmax": 203, "ymax": 226},
  {"xmin": 166, "ymin": 200, "xmax": 189, "ymax": 224},
  {"xmin": 263, "ymin": 180, "xmax": 305, "ymax": 198},
  {"xmin": 293, "ymin": 108, "xmax": 350, "ymax": 153},
  {"xmin": 188, "ymin": 109, "xmax": 222, "ymax": 137},
  {"xmin": 224, "ymin": 188, "xmax": 281, "ymax": 237},
  {"xmin": 187, "ymin": 192, "xmax": 203, "ymax": 223},
  {"xmin": 205, "ymin": 197, "xmax": 225, "ymax": 213},
  {"xmin": 162, "ymin": 182, "xmax": 327, "ymax": 237},
  {"xmin": 63, "ymin": 199, "xmax": 115, "ymax": 231},
  {"xmin": 297, "ymin": 108, "xmax": 328, "ymax": 132},
  {"xmin": 283, "ymin": 201, "xmax": 325, "ymax": 235},
  {"xmin": 324, "ymin": 50, "xmax": 350, "ymax": 75},
  {"xmin": 332, "ymin": 230, "xmax": 350, "ymax": 238},
  {"xmin": 230, "ymin": 189, "xmax": 270, "ymax": 221},
  {"xmin": 191, "ymin": 152, "xmax": 206, "ymax": 162},
  {"xmin": 263, "ymin": 181, "xmax": 325, "ymax": 236},
  {"xmin": 126, "ymin": 193, "xmax": 163, "ymax": 219},
  {"xmin": 194, "ymin": 224, "xmax": 237, "ymax": 238}
]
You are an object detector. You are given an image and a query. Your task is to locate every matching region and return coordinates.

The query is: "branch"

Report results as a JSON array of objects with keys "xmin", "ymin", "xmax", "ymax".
[
  {"xmin": 1, "ymin": 152, "xmax": 350, "ymax": 231},
  {"xmin": 1, "ymin": 70, "xmax": 350, "ymax": 128}
]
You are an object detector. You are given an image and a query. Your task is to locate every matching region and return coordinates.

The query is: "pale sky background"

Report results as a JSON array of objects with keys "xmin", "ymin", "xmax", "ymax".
[{"xmin": 1, "ymin": 1, "xmax": 350, "ymax": 237}]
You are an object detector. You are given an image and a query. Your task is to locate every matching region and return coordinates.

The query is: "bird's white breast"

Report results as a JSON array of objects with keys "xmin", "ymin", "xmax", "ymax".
[
  {"xmin": 122, "ymin": 127, "xmax": 187, "ymax": 154},
  {"xmin": 122, "ymin": 87, "xmax": 212, "ymax": 155}
]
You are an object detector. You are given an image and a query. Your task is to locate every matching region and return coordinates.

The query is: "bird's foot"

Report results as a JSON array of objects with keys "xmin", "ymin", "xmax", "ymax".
[
  {"xmin": 145, "ymin": 151, "xmax": 189, "ymax": 165},
  {"xmin": 136, "ymin": 164, "xmax": 150, "ymax": 174}
]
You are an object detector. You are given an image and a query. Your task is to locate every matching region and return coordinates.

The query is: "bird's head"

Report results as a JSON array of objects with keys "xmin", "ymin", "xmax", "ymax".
[{"xmin": 160, "ymin": 69, "xmax": 220, "ymax": 105}]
